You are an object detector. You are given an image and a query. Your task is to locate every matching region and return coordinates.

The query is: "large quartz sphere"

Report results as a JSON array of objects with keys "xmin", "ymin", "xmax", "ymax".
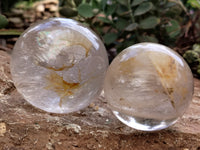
[
  {"xmin": 104, "ymin": 43, "xmax": 193, "ymax": 131},
  {"xmin": 11, "ymin": 18, "xmax": 108, "ymax": 113}
]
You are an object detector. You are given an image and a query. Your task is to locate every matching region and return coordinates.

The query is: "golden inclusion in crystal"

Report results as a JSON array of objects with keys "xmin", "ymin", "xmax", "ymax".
[
  {"xmin": 11, "ymin": 18, "xmax": 108, "ymax": 113},
  {"xmin": 104, "ymin": 42, "xmax": 193, "ymax": 131},
  {"xmin": 45, "ymin": 71, "xmax": 80, "ymax": 107}
]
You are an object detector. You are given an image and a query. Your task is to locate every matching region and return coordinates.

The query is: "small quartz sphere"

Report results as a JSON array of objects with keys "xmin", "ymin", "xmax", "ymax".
[
  {"xmin": 104, "ymin": 42, "xmax": 194, "ymax": 131},
  {"xmin": 11, "ymin": 18, "xmax": 108, "ymax": 113}
]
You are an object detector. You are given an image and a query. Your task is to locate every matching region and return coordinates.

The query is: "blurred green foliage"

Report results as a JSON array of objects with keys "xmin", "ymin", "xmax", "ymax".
[
  {"xmin": 183, "ymin": 44, "xmax": 200, "ymax": 76},
  {"xmin": 0, "ymin": 15, "xmax": 8, "ymax": 29},
  {"xmin": 1, "ymin": 0, "xmax": 200, "ymax": 52},
  {"xmin": 187, "ymin": 0, "xmax": 200, "ymax": 9},
  {"xmin": 1, "ymin": 0, "xmax": 39, "ymax": 12},
  {"xmin": 2, "ymin": 0, "xmax": 200, "ymax": 74},
  {"xmin": 59, "ymin": 0, "xmax": 187, "ymax": 51},
  {"xmin": 0, "ymin": 0, "xmax": 39, "ymax": 29}
]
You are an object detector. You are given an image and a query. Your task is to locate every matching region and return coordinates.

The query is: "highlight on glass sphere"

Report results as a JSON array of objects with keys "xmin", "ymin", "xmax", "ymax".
[
  {"xmin": 104, "ymin": 42, "xmax": 194, "ymax": 131},
  {"xmin": 11, "ymin": 18, "xmax": 109, "ymax": 114}
]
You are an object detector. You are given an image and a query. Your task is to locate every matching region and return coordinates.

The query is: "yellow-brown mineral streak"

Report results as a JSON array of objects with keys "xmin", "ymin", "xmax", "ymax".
[
  {"xmin": 148, "ymin": 52, "xmax": 178, "ymax": 109},
  {"xmin": 45, "ymin": 71, "xmax": 80, "ymax": 107}
]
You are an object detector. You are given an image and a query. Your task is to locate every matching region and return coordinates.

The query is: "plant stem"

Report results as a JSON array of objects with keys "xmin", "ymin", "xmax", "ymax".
[{"xmin": 127, "ymin": 0, "xmax": 134, "ymax": 23}]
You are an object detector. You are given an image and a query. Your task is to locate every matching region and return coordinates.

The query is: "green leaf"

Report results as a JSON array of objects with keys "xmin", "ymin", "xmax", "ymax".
[
  {"xmin": 193, "ymin": 44, "xmax": 200, "ymax": 51},
  {"xmin": 105, "ymin": 4, "xmax": 117, "ymax": 16},
  {"xmin": 139, "ymin": 16, "xmax": 160, "ymax": 29},
  {"xmin": 125, "ymin": 23, "xmax": 138, "ymax": 31},
  {"xmin": 165, "ymin": 19, "xmax": 181, "ymax": 38},
  {"xmin": 59, "ymin": 6, "xmax": 78, "ymax": 18},
  {"xmin": 132, "ymin": 0, "xmax": 145, "ymax": 6},
  {"xmin": 103, "ymin": 33, "xmax": 118, "ymax": 44},
  {"xmin": 98, "ymin": 17, "xmax": 113, "ymax": 24},
  {"xmin": 197, "ymin": 69, "xmax": 200, "ymax": 76},
  {"xmin": 91, "ymin": 0, "xmax": 100, "ymax": 9},
  {"xmin": 116, "ymin": 4, "xmax": 129, "ymax": 16},
  {"xmin": 164, "ymin": 2, "xmax": 183, "ymax": 16},
  {"xmin": 116, "ymin": 40, "xmax": 136, "ymax": 52},
  {"xmin": 194, "ymin": 48, "xmax": 200, "ymax": 55},
  {"xmin": 138, "ymin": 35, "xmax": 158, "ymax": 43},
  {"xmin": 183, "ymin": 50, "xmax": 199, "ymax": 63},
  {"xmin": 101, "ymin": 0, "xmax": 107, "ymax": 11},
  {"xmin": 0, "ymin": 15, "xmax": 8, "ymax": 29},
  {"xmin": 116, "ymin": 18, "xmax": 129, "ymax": 30},
  {"xmin": 134, "ymin": 2, "xmax": 153, "ymax": 16},
  {"xmin": 117, "ymin": 0, "xmax": 128, "ymax": 6},
  {"xmin": 187, "ymin": 0, "xmax": 200, "ymax": 9},
  {"xmin": 78, "ymin": 3, "xmax": 94, "ymax": 18}
]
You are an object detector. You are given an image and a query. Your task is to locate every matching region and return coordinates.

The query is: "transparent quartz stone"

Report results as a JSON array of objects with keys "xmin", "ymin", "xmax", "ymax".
[
  {"xmin": 104, "ymin": 43, "xmax": 194, "ymax": 131},
  {"xmin": 11, "ymin": 18, "xmax": 108, "ymax": 113}
]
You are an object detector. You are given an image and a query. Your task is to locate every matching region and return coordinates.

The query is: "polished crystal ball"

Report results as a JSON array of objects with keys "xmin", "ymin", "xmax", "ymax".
[
  {"xmin": 11, "ymin": 18, "xmax": 108, "ymax": 113},
  {"xmin": 104, "ymin": 42, "xmax": 194, "ymax": 131}
]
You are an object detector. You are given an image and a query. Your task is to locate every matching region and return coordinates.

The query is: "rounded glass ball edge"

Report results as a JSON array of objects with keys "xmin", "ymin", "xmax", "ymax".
[
  {"xmin": 104, "ymin": 42, "xmax": 194, "ymax": 131},
  {"xmin": 10, "ymin": 18, "xmax": 109, "ymax": 114}
]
